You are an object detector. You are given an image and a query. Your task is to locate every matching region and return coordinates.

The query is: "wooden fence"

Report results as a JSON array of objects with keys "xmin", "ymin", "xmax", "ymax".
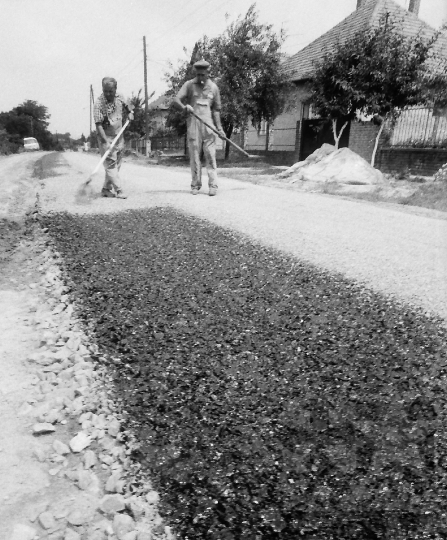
[
  {"xmin": 127, "ymin": 136, "xmax": 186, "ymax": 155},
  {"xmin": 389, "ymin": 106, "xmax": 447, "ymax": 148}
]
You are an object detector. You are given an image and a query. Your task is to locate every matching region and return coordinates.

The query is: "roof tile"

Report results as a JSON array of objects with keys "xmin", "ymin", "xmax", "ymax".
[{"xmin": 283, "ymin": 0, "xmax": 447, "ymax": 81}]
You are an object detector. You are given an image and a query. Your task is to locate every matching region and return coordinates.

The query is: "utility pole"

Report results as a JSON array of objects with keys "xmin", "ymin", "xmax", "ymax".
[{"xmin": 143, "ymin": 36, "xmax": 150, "ymax": 156}]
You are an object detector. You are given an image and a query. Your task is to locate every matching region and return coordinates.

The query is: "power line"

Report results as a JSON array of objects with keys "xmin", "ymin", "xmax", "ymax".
[
  {"xmin": 167, "ymin": 0, "xmax": 216, "ymax": 34},
  {"xmin": 147, "ymin": 57, "xmax": 171, "ymax": 68},
  {"xmin": 109, "ymin": 37, "xmax": 143, "ymax": 67},
  {"xmin": 149, "ymin": 0, "xmax": 232, "ymax": 59},
  {"xmin": 148, "ymin": 0, "xmax": 216, "ymax": 48},
  {"xmin": 125, "ymin": 59, "xmax": 144, "ymax": 75},
  {"xmin": 116, "ymin": 49, "xmax": 144, "ymax": 78}
]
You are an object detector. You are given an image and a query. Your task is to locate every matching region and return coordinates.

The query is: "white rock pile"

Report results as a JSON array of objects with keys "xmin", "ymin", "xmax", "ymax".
[
  {"xmin": 11, "ymin": 230, "xmax": 174, "ymax": 540},
  {"xmin": 434, "ymin": 162, "xmax": 447, "ymax": 182},
  {"xmin": 277, "ymin": 144, "xmax": 384, "ymax": 185}
]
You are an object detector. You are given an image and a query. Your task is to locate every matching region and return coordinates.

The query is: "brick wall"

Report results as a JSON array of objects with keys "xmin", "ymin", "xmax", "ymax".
[
  {"xmin": 349, "ymin": 121, "xmax": 380, "ymax": 163},
  {"xmin": 377, "ymin": 148, "xmax": 447, "ymax": 176}
]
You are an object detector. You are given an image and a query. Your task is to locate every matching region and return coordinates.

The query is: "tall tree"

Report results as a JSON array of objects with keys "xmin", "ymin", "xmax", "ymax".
[
  {"xmin": 0, "ymin": 99, "xmax": 56, "ymax": 152},
  {"xmin": 166, "ymin": 4, "xmax": 289, "ymax": 159},
  {"xmin": 309, "ymin": 14, "xmax": 444, "ymax": 165}
]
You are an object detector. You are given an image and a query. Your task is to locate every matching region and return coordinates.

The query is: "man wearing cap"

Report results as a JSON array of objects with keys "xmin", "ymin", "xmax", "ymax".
[
  {"xmin": 173, "ymin": 60, "xmax": 225, "ymax": 196},
  {"xmin": 93, "ymin": 77, "xmax": 134, "ymax": 199}
]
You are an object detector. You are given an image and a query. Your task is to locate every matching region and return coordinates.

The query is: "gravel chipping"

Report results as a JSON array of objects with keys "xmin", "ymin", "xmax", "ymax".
[
  {"xmin": 39, "ymin": 152, "xmax": 447, "ymax": 323},
  {"xmin": 41, "ymin": 205, "xmax": 447, "ymax": 539}
]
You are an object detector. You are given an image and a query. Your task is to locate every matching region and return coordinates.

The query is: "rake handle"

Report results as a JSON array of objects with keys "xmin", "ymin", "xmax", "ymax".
[
  {"xmin": 189, "ymin": 110, "xmax": 251, "ymax": 158},
  {"xmin": 88, "ymin": 119, "xmax": 130, "ymax": 180}
]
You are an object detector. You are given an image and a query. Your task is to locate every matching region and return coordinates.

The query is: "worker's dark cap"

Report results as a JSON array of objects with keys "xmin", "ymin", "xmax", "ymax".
[{"xmin": 193, "ymin": 59, "xmax": 210, "ymax": 69}]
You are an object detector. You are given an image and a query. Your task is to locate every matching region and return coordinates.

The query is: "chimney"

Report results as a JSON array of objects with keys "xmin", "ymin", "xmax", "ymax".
[
  {"xmin": 408, "ymin": 0, "xmax": 421, "ymax": 15},
  {"xmin": 357, "ymin": 0, "xmax": 363, "ymax": 8}
]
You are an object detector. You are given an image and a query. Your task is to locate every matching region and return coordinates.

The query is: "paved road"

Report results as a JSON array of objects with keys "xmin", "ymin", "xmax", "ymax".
[{"xmin": 32, "ymin": 151, "xmax": 447, "ymax": 322}]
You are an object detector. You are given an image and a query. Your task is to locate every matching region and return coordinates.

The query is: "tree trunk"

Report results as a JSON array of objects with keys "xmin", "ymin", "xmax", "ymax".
[
  {"xmin": 371, "ymin": 122, "xmax": 385, "ymax": 168},
  {"xmin": 224, "ymin": 124, "xmax": 233, "ymax": 161},
  {"xmin": 332, "ymin": 119, "xmax": 348, "ymax": 149},
  {"xmin": 265, "ymin": 122, "xmax": 270, "ymax": 153}
]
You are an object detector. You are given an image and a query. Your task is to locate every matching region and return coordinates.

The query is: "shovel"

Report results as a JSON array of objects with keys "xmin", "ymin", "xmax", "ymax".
[{"xmin": 189, "ymin": 110, "xmax": 260, "ymax": 159}]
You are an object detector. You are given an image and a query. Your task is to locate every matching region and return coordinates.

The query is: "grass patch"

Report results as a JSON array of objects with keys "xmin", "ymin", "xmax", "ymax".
[
  {"xmin": 397, "ymin": 181, "xmax": 447, "ymax": 211},
  {"xmin": 43, "ymin": 208, "xmax": 447, "ymax": 539}
]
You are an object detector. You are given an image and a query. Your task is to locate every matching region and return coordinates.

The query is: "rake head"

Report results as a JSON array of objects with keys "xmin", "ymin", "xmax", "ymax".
[{"xmin": 75, "ymin": 180, "xmax": 94, "ymax": 204}]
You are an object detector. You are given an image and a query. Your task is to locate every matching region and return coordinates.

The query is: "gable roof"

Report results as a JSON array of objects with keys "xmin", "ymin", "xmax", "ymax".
[
  {"xmin": 148, "ymin": 94, "xmax": 170, "ymax": 111},
  {"xmin": 282, "ymin": 0, "xmax": 447, "ymax": 82}
]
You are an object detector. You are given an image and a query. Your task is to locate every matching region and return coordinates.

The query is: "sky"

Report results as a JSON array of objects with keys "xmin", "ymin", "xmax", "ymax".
[{"xmin": 1, "ymin": 0, "xmax": 446, "ymax": 139}]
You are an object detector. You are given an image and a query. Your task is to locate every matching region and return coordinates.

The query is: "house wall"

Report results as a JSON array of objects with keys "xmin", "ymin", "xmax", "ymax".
[
  {"xmin": 216, "ymin": 132, "xmax": 245, "ymax": 160},
  {"xmin": 246, "ymin": 83, "xmax": 311, "ymax": 153},
  {"xmin": 246, "ymin": 124, "xmax": 267, "ymax": 151},
  {"xmin": 269, "ymin": 110, "xmax": 301, "ymax": 151}
]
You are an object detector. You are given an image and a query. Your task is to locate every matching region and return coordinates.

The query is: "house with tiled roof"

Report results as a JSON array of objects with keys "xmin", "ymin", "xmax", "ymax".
[
  {"xmin": 148, "ymin": 94, "xmax": 170, "ymax": 135},
  {"xmin": 245, "ymin": 0, "xmax": 447, "ymax": 172}
]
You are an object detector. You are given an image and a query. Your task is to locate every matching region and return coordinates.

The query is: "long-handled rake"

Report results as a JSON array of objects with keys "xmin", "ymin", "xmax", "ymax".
[
  {"xmin": 189, "ymin": 110, "xmax": 260, "ymax": 159},
  {"xmin": 76, "ymin": 119, "xmax": 130, "ymax": 200}
]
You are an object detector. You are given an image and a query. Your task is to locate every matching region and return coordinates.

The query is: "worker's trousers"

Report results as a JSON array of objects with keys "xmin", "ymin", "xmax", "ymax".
[
  {"xmin": 99, "ymin": 143, "xmax": 123, "ymax": 192},
  {"xmin": 188, "ymin": 125, "xmax": 218, "ymax": 190}
]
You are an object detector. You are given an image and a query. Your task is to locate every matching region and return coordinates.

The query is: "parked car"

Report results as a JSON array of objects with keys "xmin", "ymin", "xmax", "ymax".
[{"xmin": 23, "ymin": 137, "xmax": 40, "ymax": 151}]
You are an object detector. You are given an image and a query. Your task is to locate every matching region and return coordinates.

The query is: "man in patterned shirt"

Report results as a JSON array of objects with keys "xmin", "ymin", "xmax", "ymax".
[
  {"xmin": 173, "ymin": 60, "xmax": 225, "ymax": 196},
  {"xmin": 93, "ymin": 77, "xmax": 134, "ymax": 198}
]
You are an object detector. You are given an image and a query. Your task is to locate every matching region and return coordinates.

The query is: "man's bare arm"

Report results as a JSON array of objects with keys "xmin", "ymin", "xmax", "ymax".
[{"xmin": 172, "ymin": 96, "xmax": 185, "ymax": 111}]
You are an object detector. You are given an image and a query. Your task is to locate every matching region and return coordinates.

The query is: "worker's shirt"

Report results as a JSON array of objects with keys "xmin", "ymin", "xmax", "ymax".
[
  {"xmin": 93, "ymin": 93, "xmax": 131, "ymax": 140},
  {"xmin": 177, "ymin": 78, "xmax": 221, "ymax": 139}
]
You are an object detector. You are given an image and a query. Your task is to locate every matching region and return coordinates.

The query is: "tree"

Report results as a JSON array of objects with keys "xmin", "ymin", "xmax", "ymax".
[
  {"xmin": 309, "ymin": 14, "xmax": 444, "ymax": 165},
  {"xmin": 126, "ymin": 89, "xmax": 145, "ymax": 140},
  {"xmin": 165, "ymin": 4, "xmax": 289, "ymax": 159},
  {"xmin": 0, "ymin": 99, "xmax": 57, "ymax": 152}
]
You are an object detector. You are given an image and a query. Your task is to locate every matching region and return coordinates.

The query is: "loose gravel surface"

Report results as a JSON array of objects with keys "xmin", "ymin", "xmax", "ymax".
[
  {"xmin": 1, "ymin": 151, "xmax": 447, "ymax": 539},
  {"xmin": 39, "ymin": 151, "xmax": 447, "ymax": 323},
  {"xmin": 42, "ymin": 205, "xmax": 447, "ymax": 538}
]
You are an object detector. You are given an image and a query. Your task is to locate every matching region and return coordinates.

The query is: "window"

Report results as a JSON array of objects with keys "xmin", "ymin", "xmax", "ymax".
[{"xmin": 301, "ymin": 103, "xmax": 318, "ymax": 120}]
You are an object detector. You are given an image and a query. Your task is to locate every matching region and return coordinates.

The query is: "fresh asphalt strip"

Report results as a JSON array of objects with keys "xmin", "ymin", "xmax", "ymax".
[{"xmin": 42, "ymin": 207, "xmax": 447, "ymax": 539}]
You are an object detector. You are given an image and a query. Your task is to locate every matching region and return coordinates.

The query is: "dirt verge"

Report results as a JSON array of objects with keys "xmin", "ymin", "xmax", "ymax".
[{"xmin": 0, "ymin": 154, "xmax": 170, "ymax": 540}]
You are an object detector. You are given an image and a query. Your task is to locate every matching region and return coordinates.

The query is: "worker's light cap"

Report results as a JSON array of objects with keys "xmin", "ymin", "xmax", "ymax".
[{"xmin": 194, "ymin": 59, "xmax": 210, "ymax": 69}]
